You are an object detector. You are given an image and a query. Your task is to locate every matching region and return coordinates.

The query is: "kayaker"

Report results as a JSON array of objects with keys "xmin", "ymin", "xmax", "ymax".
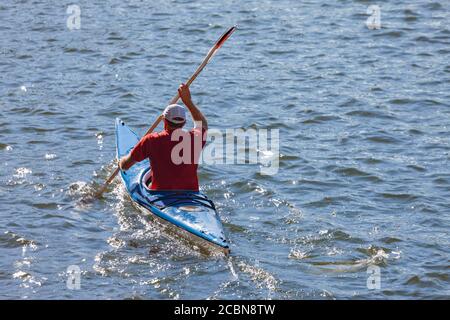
[{"xmin": 118, "ymin": 83, "xmax": 207, "ymax": 191}]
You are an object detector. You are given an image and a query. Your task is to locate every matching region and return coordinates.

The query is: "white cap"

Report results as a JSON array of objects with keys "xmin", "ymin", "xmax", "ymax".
[{"xmin": 163, "ymin": 104, "xmax": 187, "ymax": 124}]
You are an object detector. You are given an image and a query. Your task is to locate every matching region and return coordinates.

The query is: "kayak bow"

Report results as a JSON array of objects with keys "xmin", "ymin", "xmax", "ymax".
[{"xmin": 115, "ymin": 118, "xmax": 230, "ymax": 255}]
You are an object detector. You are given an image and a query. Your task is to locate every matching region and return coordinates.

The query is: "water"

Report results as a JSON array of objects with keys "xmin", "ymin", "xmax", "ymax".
[{"xmin": 1, "ymin": 0, "xmax": 449, "ymax": 299}]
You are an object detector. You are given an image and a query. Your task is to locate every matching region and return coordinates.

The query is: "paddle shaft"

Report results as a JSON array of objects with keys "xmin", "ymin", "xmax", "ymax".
[{"xmin": 96, "ymin": 26, "xmax": 236, "ymax": 198}]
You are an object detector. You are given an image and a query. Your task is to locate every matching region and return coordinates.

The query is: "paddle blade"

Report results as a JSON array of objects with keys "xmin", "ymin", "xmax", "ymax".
[
  {"xmin": 216, "ymin": 25, "xmax": 237, "ymax": 48},
  {"xmin": 208, "ymin": 25, "xmax": 237, "ymax": 60}
]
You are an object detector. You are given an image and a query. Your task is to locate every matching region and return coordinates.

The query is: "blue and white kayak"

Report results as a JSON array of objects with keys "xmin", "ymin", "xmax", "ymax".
[{"xmin": 115, "ymin": 118, "xmax": 229, "ymax": 255}]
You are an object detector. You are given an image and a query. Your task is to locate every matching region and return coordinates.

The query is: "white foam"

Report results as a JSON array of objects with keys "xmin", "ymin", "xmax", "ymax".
[{"xmin": 14, "ymin": 167, "xmax": 32, "ymax": 178}]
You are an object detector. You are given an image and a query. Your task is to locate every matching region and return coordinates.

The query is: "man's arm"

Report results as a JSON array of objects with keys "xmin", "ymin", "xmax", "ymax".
[
  {"xmin": 119, "ymin": 133, "xmax": 153, "ymax": 171},
  {"xmin": 178, "ymin": 83, "xmax": 208, "ymax": 130},
  {"xmin": 119, "ymin": 153, "xmax": 136, "ymax": 171}
]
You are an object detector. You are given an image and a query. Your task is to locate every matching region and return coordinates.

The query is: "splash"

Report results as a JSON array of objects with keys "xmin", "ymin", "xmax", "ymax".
[
  {"xmin": 237, "ymin": 260, "xmax": 278, "ymax": 294},
  {"xmin": 289, "ymin": 248, "xmax": 309, "ymax": 260},
  {"xmin": 11, "ymin": 167, "xmax": 32, "ymax": 182},
  {"xmin": 96, "ymin": 132, "xmax": 104, "ymax": 151},
  {"xmin": 314, "ymin": 247, "xmax": 391, "ymax": 273},
  {"xmin": 227, "ymin": 257, "xmax": 239, "ymax": 281},
  {"xmin": 67, "ymin": 181, "xmax": 91, "ymax": 197}
]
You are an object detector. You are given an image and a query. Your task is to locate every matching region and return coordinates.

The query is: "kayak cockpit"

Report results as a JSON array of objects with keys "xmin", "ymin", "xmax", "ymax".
[
  {"xmin": 141, "ymin": 167, "xmax": 153, "ymax": 190},
  {"xmin": 138, "ymin": 167, "xmax": 216, "ymax": 210}
]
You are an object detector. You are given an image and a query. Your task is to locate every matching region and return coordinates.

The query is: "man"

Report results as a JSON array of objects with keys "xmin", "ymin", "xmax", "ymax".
[{"xmin": 118, "ymin": 83, "xmax": 207, "ymax": 191}]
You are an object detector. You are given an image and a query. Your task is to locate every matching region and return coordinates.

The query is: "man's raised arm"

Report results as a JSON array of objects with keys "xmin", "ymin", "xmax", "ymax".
[{"xmin": 178, "ymin": 83, "xmax": 208, "ymax": 131}]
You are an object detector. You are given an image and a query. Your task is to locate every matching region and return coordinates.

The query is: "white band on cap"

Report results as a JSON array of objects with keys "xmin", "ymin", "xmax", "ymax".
[{"xmin": 163, "ymin": 104, "xmax": 187, "ymax": 124}]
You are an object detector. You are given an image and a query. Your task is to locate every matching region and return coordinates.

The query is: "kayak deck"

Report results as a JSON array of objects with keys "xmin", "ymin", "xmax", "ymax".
[{"xmin": 115, "ymin": 118, "xmax": 229, "ymax": 255}]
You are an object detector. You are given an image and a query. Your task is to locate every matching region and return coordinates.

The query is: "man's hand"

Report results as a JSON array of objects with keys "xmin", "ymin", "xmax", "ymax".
[
  {"xmin": 118, "ymin": 157, "xmax": 126, "ymax": 170},
  {"xmin": 178, "ymin": 83, "xmax": 192, "ymax": 105},
  {"xmin": 119, "ymin": 154, "xmax": 136, "ymax": 171}
]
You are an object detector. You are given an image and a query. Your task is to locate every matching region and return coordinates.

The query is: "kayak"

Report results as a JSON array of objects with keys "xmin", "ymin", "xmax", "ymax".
[{"xmin": 115, "ymin": 118, "xmax": 230, "ymax": 255}]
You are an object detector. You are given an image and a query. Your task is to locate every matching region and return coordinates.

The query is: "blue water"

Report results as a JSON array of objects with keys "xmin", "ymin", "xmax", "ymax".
[{"xmin": 0, "ymin": 0, "xmax": 449, "ymax": 299}]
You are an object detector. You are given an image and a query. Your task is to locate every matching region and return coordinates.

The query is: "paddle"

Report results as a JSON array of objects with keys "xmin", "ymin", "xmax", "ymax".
[{"xmin": 95, "ymin": 26, "xmax": 237, "ymax": 198}]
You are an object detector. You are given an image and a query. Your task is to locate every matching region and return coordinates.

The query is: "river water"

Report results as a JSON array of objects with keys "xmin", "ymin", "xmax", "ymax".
[{"xmin": 0, "ymin": 0, "xmax": 449, "ymax": 299}]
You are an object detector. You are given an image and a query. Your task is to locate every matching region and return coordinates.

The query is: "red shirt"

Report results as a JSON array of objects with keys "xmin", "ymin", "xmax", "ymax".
[{"xmin": 130, "ymin": 127, "xmax": 206, "ymax": 191}]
